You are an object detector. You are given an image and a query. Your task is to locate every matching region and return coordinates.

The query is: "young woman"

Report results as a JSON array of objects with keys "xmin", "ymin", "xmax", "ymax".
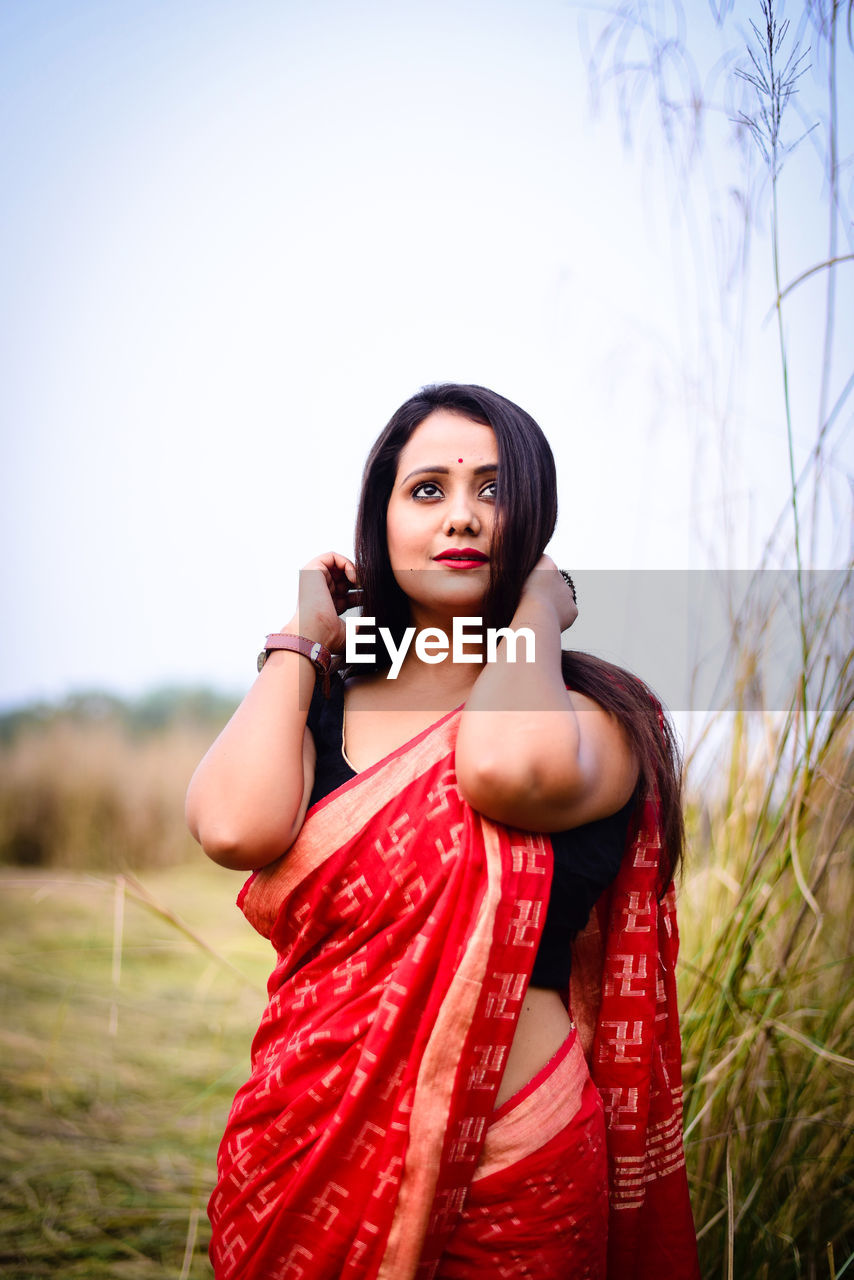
[{"xmin": 186, "ymin": 384, "xmax": 700, "ymax": 1280}]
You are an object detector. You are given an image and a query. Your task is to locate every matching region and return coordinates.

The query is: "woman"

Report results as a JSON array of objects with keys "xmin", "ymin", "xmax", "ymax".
[{"xmin": 186, "ymin": 384, "xmax": 700, "ymax": 1279}]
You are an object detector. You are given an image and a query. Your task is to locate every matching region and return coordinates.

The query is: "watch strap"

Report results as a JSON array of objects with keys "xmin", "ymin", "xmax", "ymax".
[{"xmin": 257, "ymin": 634, "xmax": 333, "ymax": 689}]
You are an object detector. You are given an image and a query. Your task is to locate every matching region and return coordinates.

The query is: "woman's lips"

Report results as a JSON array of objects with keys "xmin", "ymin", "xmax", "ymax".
[{"xmin": 434, "ymin": 550, "xmax": 489, "ymax": 570}]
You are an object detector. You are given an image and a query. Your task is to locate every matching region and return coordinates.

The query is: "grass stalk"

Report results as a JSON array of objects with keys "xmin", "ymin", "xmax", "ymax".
[
  {"xmin": 811, "ymin": 0, "xmax": 840, "ymax": 560},
  {"xmin": 726, "ymin": 1135, "xmax": 735, "ymax": 1279},
  {"xmin": 109, "ymin": 872, "xmax": 125, "ymax": 1039},
  {"xmin": 179, "ymin": 1205, "xmax": 202, "ymax": 1280},
  {"xmin": 771, "ymin": 165, "xmax": 811, "ymax": 744}
]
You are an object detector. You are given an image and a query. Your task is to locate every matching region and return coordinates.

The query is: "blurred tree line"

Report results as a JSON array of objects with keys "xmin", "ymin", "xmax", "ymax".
[{"xmin": 0, "ymin": 686, "xmax": 238, "ymax": 743}]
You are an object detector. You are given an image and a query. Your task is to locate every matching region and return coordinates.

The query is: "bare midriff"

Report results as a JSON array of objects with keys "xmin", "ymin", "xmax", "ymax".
[{"xmin": 495, "ymin": 985, "xmax": 574, "ymax": 1109}]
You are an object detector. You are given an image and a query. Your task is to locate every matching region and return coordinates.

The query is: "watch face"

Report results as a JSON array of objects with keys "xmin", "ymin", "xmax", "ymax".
[{"xmin": 257, "ymin": 651, "xmax": 267, "ymax": 672}]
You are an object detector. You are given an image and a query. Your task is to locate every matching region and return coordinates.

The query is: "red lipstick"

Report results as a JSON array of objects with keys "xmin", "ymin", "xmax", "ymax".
[{"xmin": 434, "ymin": 548, "xmax": 489, "ymax": 569}]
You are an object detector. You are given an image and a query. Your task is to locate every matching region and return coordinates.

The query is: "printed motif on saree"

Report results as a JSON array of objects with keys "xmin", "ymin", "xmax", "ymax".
[{"xmin": 209, "ymin": 706, "xmax": 699, "ymax": 1279}]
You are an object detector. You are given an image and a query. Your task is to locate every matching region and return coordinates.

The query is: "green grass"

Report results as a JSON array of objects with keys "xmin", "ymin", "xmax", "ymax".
[{"xmin": 0, "ymin": 862, "xmax": 269, "ymax": 1279}]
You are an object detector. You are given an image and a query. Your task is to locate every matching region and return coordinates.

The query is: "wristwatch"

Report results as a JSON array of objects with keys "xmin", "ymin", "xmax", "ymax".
[{"xmin": 257, "ymin": 633, "xmax": 333, "ymax": 680}]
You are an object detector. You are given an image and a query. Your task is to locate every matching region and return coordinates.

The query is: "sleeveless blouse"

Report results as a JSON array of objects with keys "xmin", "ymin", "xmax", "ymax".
[{"xmin": 306, "ymin": 676, "xmax": 633, "ymax": 989}]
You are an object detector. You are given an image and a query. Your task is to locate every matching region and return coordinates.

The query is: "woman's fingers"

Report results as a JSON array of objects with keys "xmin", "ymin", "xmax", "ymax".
[
  {"xmin": 291, "ymin": 553, "xmax": 361, "ymax": 649},
  {"xmin": 310, "ymin": 553, "xmax": 362, "ymax": 614},
  {"xmin": 308, "ymin": 552, "xmax": 359, "ymax": 588},
  {"xmin": 524, "ymin": 555, "xmax": 578, "ymax": 631}
]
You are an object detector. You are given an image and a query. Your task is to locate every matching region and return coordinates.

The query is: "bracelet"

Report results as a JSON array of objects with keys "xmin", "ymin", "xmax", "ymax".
[
  {"xmin": 257, "ymin": 633, "xmax": 333, "ymax": 693},
  {"xmin": 559, "ymin": 570, "xmax": 577, "ymax": 604}
]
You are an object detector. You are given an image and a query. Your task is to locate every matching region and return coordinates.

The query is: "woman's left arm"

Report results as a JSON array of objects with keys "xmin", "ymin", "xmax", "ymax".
[{"xmin": 455, "ymin": 557, "xmax": 638, "ymax": 831}]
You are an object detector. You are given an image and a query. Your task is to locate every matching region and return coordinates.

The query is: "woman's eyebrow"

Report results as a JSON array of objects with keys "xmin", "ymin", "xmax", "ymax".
[{"xmin": 400, "ymin": 463, "xmax": 498, "ymax": 484}]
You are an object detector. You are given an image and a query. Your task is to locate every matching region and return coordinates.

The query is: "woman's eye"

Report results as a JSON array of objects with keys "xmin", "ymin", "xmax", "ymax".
[
  {"xmin": 479, "ymin": 481, "xmax": 497, "ymax": 499},
  {"xmin": 412, "ymin": 482, "xmax": 443, "ymax": 500}
]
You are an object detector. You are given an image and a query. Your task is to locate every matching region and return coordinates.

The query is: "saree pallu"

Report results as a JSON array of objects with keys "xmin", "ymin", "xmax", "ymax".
[{"xmin": 209, "ymin": 707, "xmax": 699, "ymax": 1280}]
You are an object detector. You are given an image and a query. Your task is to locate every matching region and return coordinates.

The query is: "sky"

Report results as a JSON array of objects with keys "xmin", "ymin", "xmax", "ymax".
[{"xmin": 2, "ymin": 0, "xmax": 851, "ymax": 710}]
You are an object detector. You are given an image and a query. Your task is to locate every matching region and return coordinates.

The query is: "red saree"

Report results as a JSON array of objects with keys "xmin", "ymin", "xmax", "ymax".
[{"xmin": 209, "ymin": 707, "xmax": 699, "ymax": 1279}]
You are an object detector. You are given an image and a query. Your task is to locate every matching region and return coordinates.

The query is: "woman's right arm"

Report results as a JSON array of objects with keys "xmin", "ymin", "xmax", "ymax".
[{"xmin": 185, "ymin": 553, "xmax": 357, "ymax": 871}]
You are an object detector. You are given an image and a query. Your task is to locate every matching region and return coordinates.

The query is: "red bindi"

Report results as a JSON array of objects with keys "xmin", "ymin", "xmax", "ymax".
[{"xmin": 458, "ymin": 458, "xmax": 463, "ymax": 463}]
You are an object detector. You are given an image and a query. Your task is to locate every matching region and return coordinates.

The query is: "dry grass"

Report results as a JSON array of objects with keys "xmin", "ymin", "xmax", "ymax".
[
  {"xmin": 0, "ymin": 718, "xmax": 213, "ymax": 871},
  {"xmin": 677, "ymin": 630, "xmax": 854, "ymax": 1277}
]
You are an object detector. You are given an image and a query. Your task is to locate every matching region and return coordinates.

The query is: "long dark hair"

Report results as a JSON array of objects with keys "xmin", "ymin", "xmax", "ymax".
[{"xmin": 353, "ymin": 382, "xmax": 684, "ymax": 887}]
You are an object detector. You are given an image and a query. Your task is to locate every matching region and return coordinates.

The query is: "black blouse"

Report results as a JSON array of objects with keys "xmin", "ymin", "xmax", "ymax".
[{"xmin": 305, "ymin": 677, "xmax": 633, "ymax": 989}]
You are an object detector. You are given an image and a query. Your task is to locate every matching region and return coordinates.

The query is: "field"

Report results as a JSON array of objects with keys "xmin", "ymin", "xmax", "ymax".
[{"xmin": 0, "ymin": 860, "xmax": 269, "ymax": 1279}]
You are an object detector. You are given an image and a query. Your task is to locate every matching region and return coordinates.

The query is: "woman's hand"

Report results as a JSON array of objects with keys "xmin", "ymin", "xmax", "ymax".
[
  {"xmin": 288, "ymin": 552, "xmax": 360, "ymax": 653},
  {"xmin": 186, "ymin": 550, "xmax": 359, "ymax": 870},
  {"xmin": 520, "ymin": 554, "xmax": 578, "ymax": 633}
]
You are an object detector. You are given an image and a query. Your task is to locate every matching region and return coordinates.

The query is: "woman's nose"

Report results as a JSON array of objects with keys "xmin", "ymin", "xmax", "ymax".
[{"xmin": 443, "ymin": 491, "xmax": 481, "ymax": 536}]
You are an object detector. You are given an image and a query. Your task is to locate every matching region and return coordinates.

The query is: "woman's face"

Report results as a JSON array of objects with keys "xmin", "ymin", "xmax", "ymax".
[{"xmin": 385, "ymin": 409, "xmax": 498, "ymax": 627}]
